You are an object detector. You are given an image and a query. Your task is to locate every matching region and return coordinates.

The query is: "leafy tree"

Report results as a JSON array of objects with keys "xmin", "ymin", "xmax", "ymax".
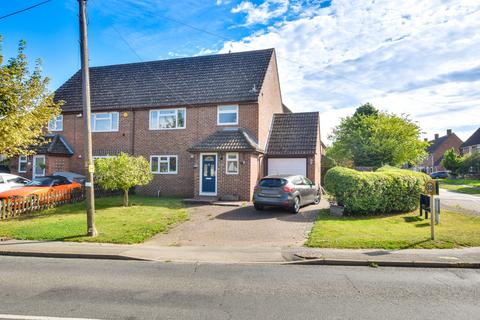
[
  {"xmin": 94, "ymin": 153, "xmax": 153, "ymax": 206},
  {"xmin": 441, "ymin": 148, "xmax": 463, "ymax": 176},
  {"xmin": 0, "ymin": 37, "xmax": 62, "ymax": 157},
  {"xmin": 353, "ymin": 102, "xmax": 379, "ymax": 117},
  {"xmin": 328, "ymin": 104, "xmax": 428, "ymax": 168},
  {"xmin": 460, "ymin": 153, "xmax": 480, "ymax": 175}
]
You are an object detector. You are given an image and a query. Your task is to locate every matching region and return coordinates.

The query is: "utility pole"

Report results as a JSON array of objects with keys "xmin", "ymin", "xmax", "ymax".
[{"xmin": 79, "ymin": 0, "xmax": 97, "ymax": 236}]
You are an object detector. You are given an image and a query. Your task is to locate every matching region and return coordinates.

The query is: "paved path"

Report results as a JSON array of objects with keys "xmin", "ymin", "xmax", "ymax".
[
  {"xmin": 146, "ymin": 200, "xmax": 328, "ymax": 248},
  {"xmin": 439, "ymin": 188, "xmax": 480, "ymax": 214},
  {"xmin": 0, "ymin": 256, "xmax": 479, "ymax": 320}
]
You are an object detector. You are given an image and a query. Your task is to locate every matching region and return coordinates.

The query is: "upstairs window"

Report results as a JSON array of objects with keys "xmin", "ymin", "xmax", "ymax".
[
  {"xmin": 91, "ymin": 112, "xmax": 119, "ymax": 132},
  {"xmin": 48, "ymin": 115, "xmax": 63, "ymax": 131},
  {"xmin": 150, "ymin": 155, "xmax": 178, "ymax": 174},
  {"xmin": 226, "ymin": 153, "xmax": 239, "ymax": 174},
  {"xmin": 149, "ymin": 108, "xmax": 186, "ymax": 130},
  {"xmin": 217, "ymin": 105, "xmax": 238, "ymax": 125},
  {"xmin": 18, "ymin": 156, "xmax": 28, "ymax": 173}
]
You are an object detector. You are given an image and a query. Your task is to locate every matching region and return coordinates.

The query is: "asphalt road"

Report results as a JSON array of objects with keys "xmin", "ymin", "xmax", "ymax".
[
  {"xmin": 440, "ymin": 188, "xmax": 480, "ymax": 214},
  {"xmin": 0, "ymin": 257, "xmax": 479, "ymax": 320}
]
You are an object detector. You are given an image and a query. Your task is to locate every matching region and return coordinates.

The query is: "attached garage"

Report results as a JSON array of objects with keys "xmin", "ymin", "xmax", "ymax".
[
  {"xmin": 267, "ymin": 158, "xmax": 307, "ymax": 176},
  {"xmin": 265, "ymin": 112, "xmax": 321, "ymax": 185}
]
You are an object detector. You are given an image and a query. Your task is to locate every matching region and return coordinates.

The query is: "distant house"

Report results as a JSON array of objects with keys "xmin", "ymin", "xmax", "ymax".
[
  {"xmin": 419, "ymin": 129, "xmax": 463, "ymax": 173},
  {"xmin": 460, "ymin": 128, "xmax": 480, "ymax": 156}
]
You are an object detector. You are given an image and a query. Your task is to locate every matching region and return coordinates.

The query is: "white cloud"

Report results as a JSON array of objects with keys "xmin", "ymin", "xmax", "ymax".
[
  {"xmin": 219, "ymin": 0, "xmax": 480, "ymax": 142},
  {"xmin": 232, "ymin": 0, "xmax": 289, "ymax": 25}
]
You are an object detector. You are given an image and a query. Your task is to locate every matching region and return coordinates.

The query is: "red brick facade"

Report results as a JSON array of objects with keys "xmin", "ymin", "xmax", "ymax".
[{"xmin": 9, "ymin": 51, "xmax": 322, "ymax": 201}]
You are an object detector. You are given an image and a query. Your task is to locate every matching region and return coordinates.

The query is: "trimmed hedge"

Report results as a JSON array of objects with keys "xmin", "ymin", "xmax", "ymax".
[{"xmin": 324, "ymin": 166, "xmax": 429, "ymax": 215}]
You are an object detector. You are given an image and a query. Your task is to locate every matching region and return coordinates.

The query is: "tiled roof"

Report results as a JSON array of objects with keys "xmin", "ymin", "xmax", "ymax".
[
  {"xmin": 188, "ymin": 128, "xmax": 261, "ymax": 152},
  {"xmin": 36, "ymin": 134, "xmax": 74, "ymax": 156},
  {"xmin": 426, "ymin": 132, "xmax": 463, "ymax": 154},
  {"xmin": 55, "ymin": 49, "xmax": 274, "ymax": 112},
  {"xmin": 426, "ymin": 135, "xmax": 449, "ymax": 154},
  {"xmin": 266, "ymin": 112, "xmax": 319, "ymax": 156},
  {"xmin": 461, "ymin": 128, "xmax": 480, "ymax": 148}
]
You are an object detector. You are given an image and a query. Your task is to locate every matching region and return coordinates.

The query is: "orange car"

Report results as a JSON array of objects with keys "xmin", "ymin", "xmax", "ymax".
[{"xmin": 0, "ymin": 175, "xmax": 82, "ymax": 202}]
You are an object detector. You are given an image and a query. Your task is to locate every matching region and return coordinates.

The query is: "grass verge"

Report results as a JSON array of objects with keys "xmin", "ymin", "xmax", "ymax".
[
  {"xmin": 439, "ymin": 179, "xmax": 480, "ymax": 195},
  {"xmin": 0, "ymin": 195, "xmax": 188, "ymax": 244},
  {"xmin": 306, "ymin": 209, "xmax": 480, "ymax": 249}
]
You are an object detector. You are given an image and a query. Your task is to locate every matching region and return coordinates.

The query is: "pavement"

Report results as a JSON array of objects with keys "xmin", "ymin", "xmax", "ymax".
[
  {"xmin": 0, "ymin": 256, "xmax": 479, "ymax": 319},
  {"xmin": 0, "ymin": 198, "xmax": 479, "ymax": 267},
  {"xmin": 439, "ymin": 188, "xmax": 480, "ymax": 215}
]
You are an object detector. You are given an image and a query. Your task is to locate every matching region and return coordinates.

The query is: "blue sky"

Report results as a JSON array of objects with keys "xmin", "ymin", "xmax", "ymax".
[{"xmin": 1, "ymin": 0, "xmax": 479, "ymax": 142}]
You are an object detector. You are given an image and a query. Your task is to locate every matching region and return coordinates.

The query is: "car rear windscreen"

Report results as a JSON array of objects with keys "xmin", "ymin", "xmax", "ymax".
[{"xmin": 259, "ymin": 178, "xmax": 287, "ymax": 188}]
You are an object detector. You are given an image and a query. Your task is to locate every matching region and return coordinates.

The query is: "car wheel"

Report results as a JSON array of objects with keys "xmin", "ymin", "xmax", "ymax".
[
  {"xmin": 254, "ymin": 204, "xmax": 264, "ymax": 210},
  {"xmin": 290, "ymin": 197, "xmax": 300, "ymax": 214},
  {"xmin": 313, "ymin": 193, "xmax": 321, "ymax": 205}
]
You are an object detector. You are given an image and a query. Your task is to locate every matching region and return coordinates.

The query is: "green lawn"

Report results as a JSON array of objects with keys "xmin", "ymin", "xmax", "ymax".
[
  {"xmin": 0, "ymin": 195, "xmax": 188, "ymax": 244},
  {"xmin": 306, "ymin": 209, "xmax": 480, "ymax": 249},
  {"xmin": 439, "ymin": 179, "xmax": 480, "ymax": 195}
]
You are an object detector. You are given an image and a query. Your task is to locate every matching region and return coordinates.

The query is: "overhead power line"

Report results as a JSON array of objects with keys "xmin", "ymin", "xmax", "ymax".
[{"xmin": 0, "ymin": 0, "xmax": 52, "ymax": 21}]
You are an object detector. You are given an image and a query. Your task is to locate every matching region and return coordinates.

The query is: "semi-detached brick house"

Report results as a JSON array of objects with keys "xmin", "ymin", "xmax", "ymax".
[{"xmin": 9, "ymin": 49, "xmax": 322, "ymax": 201}]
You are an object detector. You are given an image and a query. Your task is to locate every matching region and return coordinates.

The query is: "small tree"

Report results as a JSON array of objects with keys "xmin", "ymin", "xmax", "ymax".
[
  {"xmin": 441, "ymin": 148, "xmax": 463, "ymax": 177},
  {"xmin": 94, "ymin": 153, "xmax": 153, "ymax": 206},
  {"xmin": 460, "ymin": 153, "xmax": 480, "ymax": 176},
  {"xmin": 0, "ymin": 37, "xmax": 62, "ymax": 157}
]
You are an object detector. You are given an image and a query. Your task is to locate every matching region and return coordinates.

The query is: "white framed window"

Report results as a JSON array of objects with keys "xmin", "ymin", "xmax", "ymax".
[
  {"xmin": 217, "ymin": 105, "xmax": 238, "ymax": 125},
  {"xmin": 150, "ymin": 155, "xmax": 178, "ymax": 174},
  {"xmin": 226, "ymin": 153, "xmax": 239, "ymax": 175},
  {"xmin": 18, "ymin": 156, "xmax": 28, "ymax": 173},
  {"xmin": 149, "ymin": 108, "xmax": 186, "ymax": 130},
  {"xmin": 48, "ymin": 115, "xmax": 63, "ymax": 131},
  {"xmin": 91, "ymin": 112, "xmax": 119, "ymax": 132}
]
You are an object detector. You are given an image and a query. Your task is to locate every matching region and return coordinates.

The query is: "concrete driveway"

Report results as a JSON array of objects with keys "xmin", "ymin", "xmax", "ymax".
[{"xmin": 146, "ymin": 200, "xmax": 328, "ymax": 248}]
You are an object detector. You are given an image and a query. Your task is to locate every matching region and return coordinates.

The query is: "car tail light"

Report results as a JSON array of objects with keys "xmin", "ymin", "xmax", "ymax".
[{"xmin": 283, "ymin": 182, "xmax": 295, "ymax": 193}]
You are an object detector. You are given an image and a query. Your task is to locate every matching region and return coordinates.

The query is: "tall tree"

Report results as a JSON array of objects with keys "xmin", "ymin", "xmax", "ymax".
[
  {"xmin": 0, "ymin": 38, "xmax": 62, "ymax": 157},
  {"xmin": 328, "ymin": 104, "xmax": 428, "ymax": 167}
]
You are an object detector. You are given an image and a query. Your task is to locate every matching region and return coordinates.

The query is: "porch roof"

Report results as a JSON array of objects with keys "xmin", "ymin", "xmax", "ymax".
[{"xmin": 188, "ymin": 128, "xmax": 262, "ymax": 153}]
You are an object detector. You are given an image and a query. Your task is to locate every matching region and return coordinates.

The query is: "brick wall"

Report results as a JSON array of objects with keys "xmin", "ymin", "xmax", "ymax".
[
  {"xmin": 61, "ymin": 102, "xmax": 264, "ymax": 199},
  {"xmin": 257, "ymin": 50, "xmax": 284, "ymax": 151},
  {"xmin": 10, "ymin": 155, "xmax": 70, "ymax": 179}
]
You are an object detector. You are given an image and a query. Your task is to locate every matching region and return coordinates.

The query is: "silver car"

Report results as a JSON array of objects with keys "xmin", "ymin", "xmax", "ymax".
[{"xmin": 253, "ymin": 175, "xmax": 320, "ymax": 213}]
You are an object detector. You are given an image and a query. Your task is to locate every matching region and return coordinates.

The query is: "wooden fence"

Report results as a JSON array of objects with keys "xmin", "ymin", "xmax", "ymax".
[
  {"xmin": 0, "ymin": 188, "xmax": 85, "ymax": 220},
  {"xmin": 0, "ymin": 186, "xmax": 122, "ymax": 220}
]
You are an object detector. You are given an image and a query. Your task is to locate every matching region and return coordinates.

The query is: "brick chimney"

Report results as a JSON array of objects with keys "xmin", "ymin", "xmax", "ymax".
[
  {"xmin": 434, "ymin": 133, "xmax": 439, "ymax": 140},
  {"xmin": 447, "ymin": 129, "xmax": 452, "ymax": 135}
]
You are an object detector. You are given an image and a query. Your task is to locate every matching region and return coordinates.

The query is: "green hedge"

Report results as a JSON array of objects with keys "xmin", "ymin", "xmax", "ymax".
[{"xmin": 324, "ymin": 166, "xmax": 429, "ymax": 215}]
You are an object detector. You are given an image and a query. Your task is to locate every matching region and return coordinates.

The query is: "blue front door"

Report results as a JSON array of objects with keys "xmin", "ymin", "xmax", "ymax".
[{"xmin": 201, "ymin": 154, "xmax": 216, "ymax": 194}]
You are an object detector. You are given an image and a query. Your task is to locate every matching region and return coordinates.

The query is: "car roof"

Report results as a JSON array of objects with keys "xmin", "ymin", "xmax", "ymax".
[{"xmin": 0, "ymin": 173, "xmax": 22, "ymax": 179}]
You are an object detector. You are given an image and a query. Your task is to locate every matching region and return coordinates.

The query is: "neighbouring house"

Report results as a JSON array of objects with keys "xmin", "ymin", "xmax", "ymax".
[
  {"xmin": 12, "ymin": 134, "xmax": 74, "ymax": 179},
  {"xmin": 460, "ymin": 127, "xmax": 480, "ymax": 156},
  {"xmin": 9, "ymin": 49, "xmax": 322, "ymax": 201},
  {"xmin": 419, "ymin": 129, "xmax": 463, "ymax": 173}
]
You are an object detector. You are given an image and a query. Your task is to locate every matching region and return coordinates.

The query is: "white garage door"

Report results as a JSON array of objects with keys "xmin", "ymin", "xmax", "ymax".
[{"xmin": 267, "ymin": 158, "xmax": 307, "ymax": 176}]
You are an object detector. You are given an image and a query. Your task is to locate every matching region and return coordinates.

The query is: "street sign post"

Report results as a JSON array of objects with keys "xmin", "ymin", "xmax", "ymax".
[{"xmin": 425, "ymin": 180, "xmax": 438, "ymax": 240}]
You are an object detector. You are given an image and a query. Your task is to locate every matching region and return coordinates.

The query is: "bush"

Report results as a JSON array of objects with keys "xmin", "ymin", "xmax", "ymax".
[{"xmin": 324, "ymin": 166, "xmax": 429, "ymax": 215}]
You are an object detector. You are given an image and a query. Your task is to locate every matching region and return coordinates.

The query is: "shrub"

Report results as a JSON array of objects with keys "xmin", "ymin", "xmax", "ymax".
[{"xmin": 324, "ymin": 166, "xmax": 429, "ymax": 215}]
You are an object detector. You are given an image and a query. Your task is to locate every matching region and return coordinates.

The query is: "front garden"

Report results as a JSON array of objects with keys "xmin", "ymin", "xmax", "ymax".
[
  {"xmin": 312, "ymin": 166, "xmax": 480, "ymax": 249},
  {"xmin": 0, "ymin": 195, "xmax": 188, "ymax": 244},
  {"xmin": 307, "ymin": 209, "xmax": 480, "ymax": 249}
]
